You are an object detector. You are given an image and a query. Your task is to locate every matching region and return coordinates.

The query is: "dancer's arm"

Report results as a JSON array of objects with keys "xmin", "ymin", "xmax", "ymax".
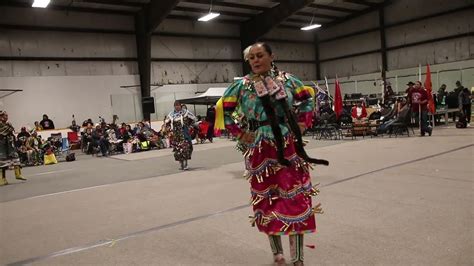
[
  {"xmin": 222, "ymin": 80, "xmax": 244, "ymax": 139},
  {"xmin": 288, "ymin": 75, "xmax": 314, "ymax": 129}
]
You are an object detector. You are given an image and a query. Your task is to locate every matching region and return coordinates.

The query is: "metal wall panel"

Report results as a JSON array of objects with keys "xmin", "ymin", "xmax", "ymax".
[
  {"xmin": 3, "ymin": 30, "xmax": 136, "ymax": 58},
  {"xmin": 12, "ymin": 61, "xmax": 41, "ymax": 76},
  {"xmin": 318, "ymin": 12, "xmax": 379, "ymax": 41},
  {"xmin": 386, "ymin": 9, "xmax": 473, "ymax": 47},
  {"xmin": 319, "ymin": 31, "xmax": 380, "ymax": 60},
  {"xmin": 111, "ymin": 62, "xmax": 139, "ymax": 75},
  {"xmin": 264, "ymin": 42, "xmax": 315, "ymax": 61},
  {"xmin": 157, "ymin": 18, "xmax": 240, "ymax": 36},
  {"xmin": 151, "ymin": 62, "xmax": 241, "ymax": 84},
  {"xmin": 0, "ymin": 61, "xmax": 13, "ymax": 77},
  {"xmin": 0, "ymin": 6, "xmax": 134, "ymax": 30},
  {"xmin": 151, "ymin": 37, "xmax": 241, "ymax": 59},
  {"xmin": 39, "ymin": 61, "xmax": 67, "ymax": 76},
  {"xmin": 321, "ymin": 53, "xmax": 382, "ymax": 78},
  {"xmin": 275, "ymin": 63, "xmax": 316, "ymax": 81},
  {"xmin": 264, "ymin": 27, "xmax": 314, "ymax": 42},
  {"xmin": 387, "ymin": 37, "xmax": 471, "ymax": 69},
  {"xmin": 384, "ymin": 0, "xmax": 472, "ymax": 25},
  {"xmin": 470, "ymin": 36, "xmax": 474, "ymax": 58}
]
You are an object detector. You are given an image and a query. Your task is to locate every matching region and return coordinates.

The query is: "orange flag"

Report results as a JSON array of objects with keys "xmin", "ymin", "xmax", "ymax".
[
  {"xmin": 334, "ymin": 79, "xmax": 343, "ymax": 119},
  {"xmin": 424, "ymin": 64, "xmax": 435, "ymax": 114}
]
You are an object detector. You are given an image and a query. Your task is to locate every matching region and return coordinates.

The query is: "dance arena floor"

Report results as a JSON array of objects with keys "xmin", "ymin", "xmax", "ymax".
[{"xmin": 1, "ymin": 127, "xmax": 472, "ymax": 265}]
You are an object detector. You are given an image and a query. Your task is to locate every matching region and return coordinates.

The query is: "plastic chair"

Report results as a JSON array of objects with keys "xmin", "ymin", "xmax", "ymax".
[
  {"xmin": 61, "ymin": 138, "xmax": 70, "ymax": 152},
  {"xmin": 67, "ymin": 131, "xmax": 79, "ymax": 143},
  {"xmin": 67, "ymin": 132, "xmax": 81, "ymax": 150}
]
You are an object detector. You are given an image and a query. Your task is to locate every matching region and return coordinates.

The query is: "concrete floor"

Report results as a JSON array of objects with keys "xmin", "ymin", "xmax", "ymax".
[{"xmin": 0, "ymin": 127, "xmax": 472, "ymax": 265}]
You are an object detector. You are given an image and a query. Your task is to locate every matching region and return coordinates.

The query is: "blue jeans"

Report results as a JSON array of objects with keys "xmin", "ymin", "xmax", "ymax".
[{"xmin": 413, "ymin": 111, "xmax": 429, "ymax": 134}]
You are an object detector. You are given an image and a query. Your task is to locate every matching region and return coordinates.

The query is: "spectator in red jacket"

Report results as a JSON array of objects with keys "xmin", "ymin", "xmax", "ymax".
[{"xmin": 351, "ymin": 101, "xmax": 367, "ymax": 121}]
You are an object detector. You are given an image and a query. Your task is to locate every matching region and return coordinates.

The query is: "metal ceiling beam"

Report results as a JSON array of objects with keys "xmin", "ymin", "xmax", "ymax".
[
  {"xmin": 286, "ymin": 17, "xmax": 326, "ymax": 24},
  {"xmin": 240, "ymin": 0, "xmax": 313, "ymax": 45},
  {"xmin": 296, "ymin": 11, "xmax": 340, "ymax": 20},
  {"xmin": 166, "ymin": 14, "xmax": 243, "ymax": 24},
  {"xmin": 174, "ymin": 6, "xmax": 255, "ymax": 17},
  {"xmin": 309, "ymin": 3, "xmax": 358, "ymax": 13},
  {"xmin": 343, "ymin": 0, "xmax": 379, "ymax": 7},
  {"xmin": 323, "ymin": 0, "xmax": 392, "ymax": 28},
  {"xmin": 146, "ymin": 0, "xmax": 181, "ymax": 34},
  {"xmin": 0, "ymin": 0, "xmax": 135, "ymax": 15},
  {"xmin": 182, "ymin": 0, "xmax": 270, "ymax": 11},
  {"xmin": 81, "ymin": 0, "xmax": 146, "ymax": 7},
  {"xmin": 239, "ymin": 0, "xmax": 313, "ymax": 75}
]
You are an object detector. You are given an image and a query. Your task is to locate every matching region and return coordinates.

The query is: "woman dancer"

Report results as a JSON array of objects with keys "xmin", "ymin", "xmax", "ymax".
[
  {"xmin": 0, "ymin": 111, "xmax": 27, "ymax": 186},
  {"xmin": 221, "ymin": 43, "xmax": 328, "ymax": 265},
  {"xmin": 165, "ymin": 101, "xmax": 196, "ymax": 170}
]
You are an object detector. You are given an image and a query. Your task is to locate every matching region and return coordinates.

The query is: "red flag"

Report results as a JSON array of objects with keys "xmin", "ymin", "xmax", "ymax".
[
  {"xmin": 334, "ymin": 79, "xmax": 343, "ymax": 119},
  {"xmin": 425, "ymin": 64, "xmax": 435, "ymax": 114}
]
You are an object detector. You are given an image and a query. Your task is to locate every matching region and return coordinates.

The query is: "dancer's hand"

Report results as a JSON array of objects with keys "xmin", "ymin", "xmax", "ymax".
[
  {"xmin": 298, "ymin": 122, "xmax": 306, "ymax": 133},
  {"xmin": 239, "ymin": 131, "xmax": 255, "ymax": 144}
]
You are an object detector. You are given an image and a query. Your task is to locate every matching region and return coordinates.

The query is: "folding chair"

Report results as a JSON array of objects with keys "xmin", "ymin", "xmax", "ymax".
[{"xmin": 67, "ymin": 131, "xmax": 81, "ymax": 149}]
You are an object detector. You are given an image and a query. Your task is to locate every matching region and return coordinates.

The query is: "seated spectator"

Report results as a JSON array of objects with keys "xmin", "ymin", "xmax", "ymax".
[
  {"xmin": 82, "ymin": 127, "xmax": 94, "ymax": 154},
  {"xmin": 82, "ymin": 118, "xmax": 93, "ymax": 127},
  {"xmin": 133, "ymin": 122, "xmax": 143, "ymax": 135},
  {"xmin": 92, "ymin": 124, "xmax": 109, "ymax": 156},
  {"xmin": 351, "ymin": 102, "xmax": 368, "ymax": 121},
  {"xmin": 121, "ymin": 124, "xmax": 134, "ymax": 154},
  {"xmin": 378, "ymin": 98, "xmax": 410, "ymax": 134},
  {"xmin": 197, "ymin": 117, "xmax": 210, "ymax": 143},
  {"xmin": 34, "ymin": 121, "xmax": 43, "ymax": 131},
  {"xmin": 69, "ymin": 120, "xmax": 81, "ymax": 133},
  {"xmin": 26, "ymin": 131, "xmax": 42, "ymax": 165},
  {"xmin": 16, "ymin": 138, "xmax": 28, "ymax": 165},
  {"xmin": 40, "ymin": 114, "xmax": 55, "ymax": 130},
  {"xmin": 119, "ymin": 123, "xmax": 127, "ymax": 137},
  {"xmin": 17, "ymin": 127, "xmax": 31, "ymax": 141}
]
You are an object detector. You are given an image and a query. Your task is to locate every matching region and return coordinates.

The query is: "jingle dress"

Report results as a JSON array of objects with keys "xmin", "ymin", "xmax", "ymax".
[
  {"xmin": 0, "ymin": 121, "xmax": 20, "ymax": 168},
  {"xmin": 222, "ymin": 71, "xmax": 321, "ymax": 235},
  {"xmin": 166, "ymin": 109, "xmax": 196, "ymax": 162}
]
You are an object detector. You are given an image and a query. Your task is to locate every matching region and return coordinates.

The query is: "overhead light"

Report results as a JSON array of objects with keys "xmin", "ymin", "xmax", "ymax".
[
  {"xmin": 301, "ymin": 11, "xmax": 321, "ymax": 31},
  {"xmin": 301, "ymin": 24, "xmax": 322, "ymax": 31},
  {"xmin": 198, "ymin": 0, "xmax": 219, "ymax": 22},
  {"xmin": 198, "ymin": 12, "xmax": 220, "ymax": 22},
  {"xmin": 32, "ymin": 0, "xmax": 51, "ymax": 8}
]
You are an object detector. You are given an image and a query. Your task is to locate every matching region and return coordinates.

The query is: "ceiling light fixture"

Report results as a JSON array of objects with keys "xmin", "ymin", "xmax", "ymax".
[
  {"xmin": 301, "ymin": 24, "xmax": 322, "ymax": 31},
  {"xmin": 32, "ymin": 0, "xmax": 51, "ymax": 8},
  {"xmin": 301, "ymin": 12, "xmax": 321, "ymax": 31},
  {"xmin": 198, "ymin": 0, "xmax": 220, "ymax": 22}
]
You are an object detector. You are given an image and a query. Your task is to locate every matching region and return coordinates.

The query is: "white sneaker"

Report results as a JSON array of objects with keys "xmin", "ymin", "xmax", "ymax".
[{"xmin": 467, "ymin": 123, "xmax": 471, "ymax": 127}]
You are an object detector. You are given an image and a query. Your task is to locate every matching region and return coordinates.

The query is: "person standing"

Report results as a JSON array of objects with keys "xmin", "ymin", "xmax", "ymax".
[
  {"xmin": 0, "ymin": 111, "xmax": 27, "ymax": 186},
  {"xmin": 405, "ymin": 81, "xmax": 415, "ymax": 94},
  {"xmin": 206, "ymin": 105, "xmax": 216, "ymax": 143},
  {"xmin": 221, "ymin": 42, "xmax": 327, "ymax": 265},
  {"xmin": 408, "ymin": 81, "xmax": 432, "ymax": 136},
  {"xmin": 459, "ymin": 87, "xmax": 472, "ymax": 126},
  {"xmin": 165, "ymin": 100, "xmax": 196, "ymax": 170},
  {"xmin": 40, "ymin": 114, "xmax": 55, "ymax": 130}
]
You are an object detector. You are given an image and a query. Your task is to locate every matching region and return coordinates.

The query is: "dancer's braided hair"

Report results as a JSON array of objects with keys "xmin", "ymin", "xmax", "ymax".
[{"xmin": 250, "ymin": 43, "xmax": 328, "ymax": 167}]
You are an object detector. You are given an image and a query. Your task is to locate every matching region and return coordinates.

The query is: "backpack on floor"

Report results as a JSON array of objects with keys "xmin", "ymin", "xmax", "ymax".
[
  {"xmin": 456, "ymin": 113, "xmax": 467, "ymax": 128},
  {"xmin": 66, "ymin": 152, "xmax": 76, "ymax": 162}
]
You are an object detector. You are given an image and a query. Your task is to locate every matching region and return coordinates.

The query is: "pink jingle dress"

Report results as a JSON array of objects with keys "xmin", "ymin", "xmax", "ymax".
[{"xmin": 222, "ymin": 70, "xmax": 322, "ymax": 236}]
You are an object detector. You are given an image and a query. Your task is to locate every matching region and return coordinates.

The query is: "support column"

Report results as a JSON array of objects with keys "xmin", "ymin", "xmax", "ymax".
[
  {"xmin": 379, "ymin": 7, "xmax": 387, "ymax": 81},
  {"xmin": 135, "ymin": 10, "xmax": 151, "ymax": 121},
  {"xmin": 314, "ymin": 34, "xmax": 321, "ymax": 81}
]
